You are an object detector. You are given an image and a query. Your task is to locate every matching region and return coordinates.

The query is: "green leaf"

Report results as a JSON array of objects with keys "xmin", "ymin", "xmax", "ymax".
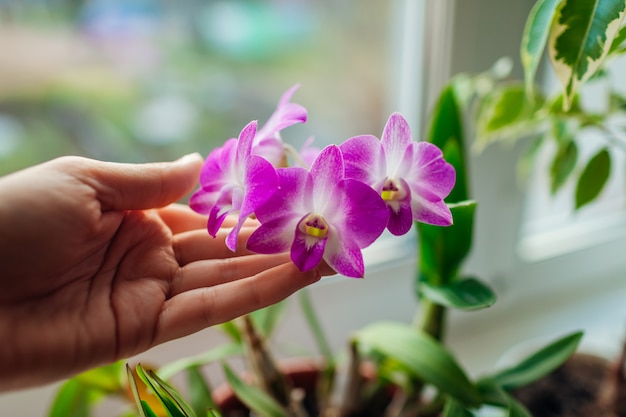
[
  {"xmin": 575, "ymin": 147, "xmax": 611, "ymax": 208},
  {"xmin": 442, "ymin": 397, "xmax": 474, "ymax": 417},
  {"xmin": 216, "ymin": 321, "xmax": 243, "ymax": 344},
  {"xmin": 475, "ymin": 83, "xmax": 542, "ymax": 150},
  {"xmin": 487, "ymin": 331, "xmax": 583, "ymax": 389},
  {"xmin": 126, "ymin": 364, "xmax": 148, "ymax": 417},
  {"xmin": 187, "ymin": 366, "xmax": 217, "ymax": 417},
  {"xmin": 141, "ymin": 401, "xmax": 160, "ymax": 417},
  {"xmin": 75, "ymin": 361, "xmax": 124, "ymax": 393},
  {"xmin": 221, "ymin": 363, "xmax": 288, "ymax": 417},
  {"xmin": 521, "ymin": 0, "xmax": 563, "ymax": 98},
  {"xmin": 476, "ymin": 380, "xmax": 532, "ymax": 417},
  {"xmin": 548, "ymin": 0, "xmax": 626, "ymax": 110},
  {"xmin": 418, "ymin": 201, "xmax": 477, "ymax": 286},
  {"xmin": 158, "ymin": 342, "xmax": 244, "ymax": 380},
  {"xmin": 136, "ymin": 364, "xmax": 196, "ymax": 417},
  {"xmin": 550, "ymin": 139, "xmax": 578, "ymax": 194},
  {"xmin": 507, "ymin": 396, "xmax": 533, "ymax": 417},
  {"xmin": 354, "ymin": 321, "xmax": 481, "ymax": 407},
  {"xmin": 420, "ymin": 277, "xmax": 496, "ymax": 311},
  {"xmin": 427, "ymin": 83, "xmax": 469, "ymax": 203},
  {"xmin": 299, "ymin": 289, "xmax": 334, "ymax": 361},
  {"xmin": 48, "ymin": 379, "xmax": 96, "ymax": 417},
  {"xmin": 609, "ymin": 24, "xmax": 626, "ymax": 53},
  {"xmin": 250, "ymin": 301, "xmax": 287, "ymax": 337}
]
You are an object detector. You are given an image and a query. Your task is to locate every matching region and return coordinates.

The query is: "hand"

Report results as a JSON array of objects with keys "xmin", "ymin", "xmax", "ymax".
[{"xmin": 0, "ymin": 155, "xmax": 329, "ymax": 391}]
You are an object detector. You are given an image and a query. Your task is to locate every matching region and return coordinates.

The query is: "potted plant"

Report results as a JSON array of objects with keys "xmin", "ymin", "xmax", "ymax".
[{"xmin": 47, "ymin": 1, "xmax": 626, "ymax": 416}]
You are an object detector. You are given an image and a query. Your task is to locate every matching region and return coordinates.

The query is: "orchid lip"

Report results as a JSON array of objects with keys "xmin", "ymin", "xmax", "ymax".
[
  {"xmin": 299, "ymin": 213, "xmax": 329, "ymax": 238},
  {"xmin": 381, "ymin": 178, "xmax": 406, "ymax": 201}
]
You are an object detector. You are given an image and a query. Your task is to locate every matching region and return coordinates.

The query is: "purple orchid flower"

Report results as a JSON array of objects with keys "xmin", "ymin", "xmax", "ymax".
[
  {"xmin": 252, "ymin": 84, "xmax": 308, "ymax": 166},
  {"xmin": 339, "ymin": 112, "xmax": 455, "ymax": 236},
  {"xmin": 189, "ymin": 121, "xmax": 279, "ymax": 251},
  {"xmin": 247, "ymin": 145, "xmax": 389, "ymax": 278}
]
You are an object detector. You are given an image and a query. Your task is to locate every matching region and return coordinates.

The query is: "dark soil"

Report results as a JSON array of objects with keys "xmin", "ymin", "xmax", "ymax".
[{"xmin": 512, "ymin": 353, "xmax": 614, "ymax": 417}]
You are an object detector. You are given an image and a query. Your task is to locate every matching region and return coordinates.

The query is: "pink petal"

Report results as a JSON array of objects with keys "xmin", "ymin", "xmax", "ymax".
[
  {"xmin": 324, "ymin": 232, "xmax": 365, "ymax": 278},
  {"xmin": 339, "ymin": 134, "xmax": 385, "ymax": 187},
  {"xmin": 240, "ymin": 155, "xmax": 279, "ymax": 218},
  {"xmin": 381, "ymin": 113, "xmax": 413, "ymax": 171},
  {"xmin": 411, "ymin": 197, "xmax": 453, "ymax": 226},
  {"xmin": 291, "ymin": 223, "xmax": 327, "ymax": 272},
  {"xmin": 385, "ymin": 178, "xmax": 414, "ymax": 236},
  {"xmin": 310, "ymin": 145, "xmax": 344, "ymax": 209},
  {"xmin": 412, "ymin": 142, "xmax": 456, "ymax": 198},
  {"xmin": 255, "ymin": 84, "xmax": 307, "ymax": 141},
  {"xmin": 235, "ymin": 121, "xmax": 258, "ymax": 167},
  {"xmin": 330, "ymin": 178, "xmax": 388, "ymax": 247},
  {"xmin": 189, "ymin": 188, "xmax": 219, "ymax": 214},
  {"xmin": 247, "ymin": 216, "xmax": 300, "ymax": 254},
  {"xmin": 207, "ymin": 185, "xmax": 242, "ymax": 237}
]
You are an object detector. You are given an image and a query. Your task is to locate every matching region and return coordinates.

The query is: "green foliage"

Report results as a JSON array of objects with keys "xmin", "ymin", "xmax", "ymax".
[
  {"xmin": 355, "ymin": 321, "xmax": 482, "ymax": 407},
  {"xmin": 418, "ymin": 201, "xmax": 477, "ymax": 287},
  {"xmin": 186, "ymin": 367, "xmax": 217, "ymax": 417},
  {"xmin": 48, "ymin": 361, "xmax": 126, "ymax": 417},
  {"xmin": 521, "ymin": 0, "xmax": 563, "ymax": 98},
  {"xmin": 548, "ymin": 0, "xmax": 626, "ymax": 110},
  {"xmin": 575, "ymin": 148, "xmax": 612, "ymax": 208},
  {"xmin": 550, "ymin": 137, "xmax": 578, "ymax": 194},
  {"xmin": 221, "ymin": 363, "xmax": 288, "ymax": 417},
  {"xmin": 136, "ymin": 364, "xmax": 197, "ymax": 417},
  {"xmin": 475, "ymin": 83, "xmax": 544, "ymax": 150},
  {"xmin": 485, "ymin": 331, "xmax": 583, "ymax": 390},
  {"xmin": 158, "ymin": 342, "xmax": 244, "ymax": 381},
  {"xmin": 427, "ymin": 84, "xmax": 469, "ymax": 203},
  {"xmin": 419, "ymin": 277, "xmax": 496, "ymax": 311}
]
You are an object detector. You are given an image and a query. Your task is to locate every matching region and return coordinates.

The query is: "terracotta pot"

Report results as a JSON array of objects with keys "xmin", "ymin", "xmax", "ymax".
[
  {"xmin": 212, "ymin": 359, "xmax": 322, "ymax": 417},
  {"xmin": 212, "ymin": 359, "xmax": 395, "ymax": 417}
]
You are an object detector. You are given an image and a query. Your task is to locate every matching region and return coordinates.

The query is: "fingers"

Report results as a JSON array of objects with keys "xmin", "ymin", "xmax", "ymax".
[
  {"xmin": 88, "ymin": 153, "xmax": 204, "ymax": 211},
  {"xmin": 173, "ymin": 226, "xmax": 257, "ymax": 265},
  {"xmin": 155, "ymin": 262, "xmax": 321, "ymax": 344},
  {"xmin": 157, "ymin": 204, "xmax": 208, "ymax": 234},
  {"xmin": 171, "ymin": 252, "xmax": 293, "ymax": 295}
]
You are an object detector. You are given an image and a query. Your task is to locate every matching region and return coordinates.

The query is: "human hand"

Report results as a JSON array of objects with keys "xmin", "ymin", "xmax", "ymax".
[{"xmin": 0, "ymin": 155, "xmax": 329, "ymax": 391}]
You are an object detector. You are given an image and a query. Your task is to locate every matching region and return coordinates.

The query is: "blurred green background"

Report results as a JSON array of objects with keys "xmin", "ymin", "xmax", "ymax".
[{"xmin": 0, "ymin": 0, "xmax": 390, "ymax": 176}]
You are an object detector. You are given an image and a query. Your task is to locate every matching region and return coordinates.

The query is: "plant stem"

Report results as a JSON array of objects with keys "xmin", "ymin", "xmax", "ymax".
[
  {"xmin": 415, "ymin": 298, "xmax": 447, "ymax": 341},
  {"xmin": 239, "ymin": 315, "xmax": 308, "ymax": 417}
]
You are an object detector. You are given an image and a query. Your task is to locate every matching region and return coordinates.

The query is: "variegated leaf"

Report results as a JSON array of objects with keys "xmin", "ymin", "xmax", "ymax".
[
  {"xmin": 548, "ymin": 0, "xmax": 626, "ymax": 110},
  {"xmin": 521, "ymin": 0, "xmax": 563, "ymax": 99}
]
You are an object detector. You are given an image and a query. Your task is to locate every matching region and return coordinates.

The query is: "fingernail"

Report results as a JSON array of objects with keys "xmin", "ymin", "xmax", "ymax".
[{"xmin": 176, "ymin": 152, "xmax": 203, "ymax": 164}]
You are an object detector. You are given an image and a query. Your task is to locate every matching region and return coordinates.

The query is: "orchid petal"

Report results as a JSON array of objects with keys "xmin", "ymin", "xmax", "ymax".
[
  {"xmin": 381, "ymin": 113, "xmax": 413, "ymax": 176},
  {"xmin": 385, "ymin": 178, "xmax": 414, "ymax": 236},
  {"xmin": 240, "ymin": 155, "xmax": 279, "ymax": 218},
  {"xmin": 252, "ymin": 137, "xmax": 284, "ymax": 166},
  {"xmin": 247, "ymin": 216, "xmax": 299, "ymax": 254},
  {"xmin": 291, "ymin": 221, "xmax": 327, "ymax": 272},
  {"xmin": 253, "ymin": 167, "xmax": 310, "ymax": 224},
  {"xmin": 189, "ymin": 188, "xmax": 219, "ymax": 214},
  {"xmin": 339, "ymin": 134, "xmax": 385, "ymax": 187},
  {"xmin": 235, "ymin": 121, "xmax": 257, "ymax": 167},
  {"xmin": 310, "ymin": 145, "xmax": 344, "ymax": 212},
  {"xmin": 324, "ymin": 231, "xmax": 365, "ymax": 278},
  {"xmin": 207, "ymin": 185, "xmax": 238, "ymax": 237},
  {"xmin": 255, "ymin": 84, "xmax": 307, "ymax": 141},
  {"xmin": 412, "ymin": 199, "xmax": 453, "ymax": 226},
  {"xmin": 330, "ymin": 179, "xmax": 388, "ymax": 247},
  {"xmin": 412, "ymin": 142, "xmax": 456, "ymax": 197}
]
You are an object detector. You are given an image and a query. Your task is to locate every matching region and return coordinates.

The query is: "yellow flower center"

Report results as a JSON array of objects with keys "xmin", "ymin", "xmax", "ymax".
[
  {"xmin": 299, "ymin": 214, "xmax": 329, "ymax": 238},
  {"xmin": 381, "ymin": 178, "xmax": 405, "ymax": 201}
]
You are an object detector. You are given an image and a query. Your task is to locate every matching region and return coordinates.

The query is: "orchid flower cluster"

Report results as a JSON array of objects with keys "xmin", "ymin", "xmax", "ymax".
[{"xmin": 190, "ymin": 86, "xmax": 456, "ymax": 278}]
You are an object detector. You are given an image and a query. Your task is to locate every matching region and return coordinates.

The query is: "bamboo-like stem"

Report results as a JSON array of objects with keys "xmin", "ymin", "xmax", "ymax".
[
  {"xmin": 337, "ymin": 340, "xmax": 364, "ymax": 417},
  {"xmin": 239, "ymin": 315, "xmax": 308, "ymax": 417}
]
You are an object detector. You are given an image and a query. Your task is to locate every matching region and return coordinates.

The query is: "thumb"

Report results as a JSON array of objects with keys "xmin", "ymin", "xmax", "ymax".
[{"xmin": 91, "ymin": 153, "xmax": 204, "ymax": 211}]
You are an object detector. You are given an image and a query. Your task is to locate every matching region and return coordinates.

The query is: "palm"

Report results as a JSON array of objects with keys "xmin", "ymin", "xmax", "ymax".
[{"xmin": 0, "ymin": 156, "xmax": 325, "ymax": 391}]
